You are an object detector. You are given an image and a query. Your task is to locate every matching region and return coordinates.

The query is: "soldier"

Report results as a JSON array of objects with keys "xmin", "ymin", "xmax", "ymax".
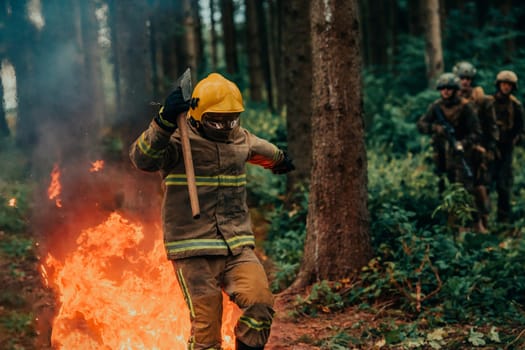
[
  {"xmin": 490, "ymin": 70, "xmax": 524, "ymax": 223},
  {"xmin": 417, "ymin": 73, "xmax": 482, "ymax": 230},
  {"xmin": 130, "ymin": 73, "xmax": 295, "ymax": 350},
  {"xmin": 453, "ymin": 61, "xmax": 499, "ymax": 231}
]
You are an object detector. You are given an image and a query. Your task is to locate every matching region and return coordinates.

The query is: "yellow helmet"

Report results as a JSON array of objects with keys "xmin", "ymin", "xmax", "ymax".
[{"xmin": 188, "ymin": 73, "xmax": 244, "ymax": 122}]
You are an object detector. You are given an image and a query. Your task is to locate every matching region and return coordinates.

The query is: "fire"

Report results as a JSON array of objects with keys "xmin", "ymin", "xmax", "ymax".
[
  {"xmin": 90, "ymin": 160, "xmax": 104, "ymax": 172},
  {"xmin": 42, "ymin": 162, "xmax": 241, "ymax": 349},
  {"xmin": 47, "ymin": 164, "xmax": 62, "ymax": 208},
  {"xmin": 8, "ymin": 197, "xmax": 16, "ymax": 207}
]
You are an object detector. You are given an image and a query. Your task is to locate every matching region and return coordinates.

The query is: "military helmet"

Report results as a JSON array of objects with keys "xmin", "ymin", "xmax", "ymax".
[
  {"xmin": 188, "ymin": 73, "xmax": 245, "ymax": 122},
  {"xmin": 436, "ymin": 73, "xmax": 460, "ymax": 90},
  {"xmin": 495, "ymin": 70, "xmax": 518, "ymax": 90},
  {"xmin": 453, "ymin": 61, "xmax": 477, "ymax": 78}
]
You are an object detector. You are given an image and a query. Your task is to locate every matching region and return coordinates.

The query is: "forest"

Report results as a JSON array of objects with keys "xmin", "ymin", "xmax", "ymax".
[{"xmin": 1, "ymin": 0, "xmax": 525, "ymax": 349}]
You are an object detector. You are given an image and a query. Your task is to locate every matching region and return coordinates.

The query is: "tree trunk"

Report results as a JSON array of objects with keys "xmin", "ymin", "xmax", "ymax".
[
  {"xmin": 183, "ymin": 0, "xmax": 198, "ymax": 75},
  {"xmin": 0, "ymin": 66, "xmax": 8, "ymax": 137},
  {"xmin": 209, "ymin": 0, "xmax": 218, "ymax": 71},
  {"xmin": 9, "ymin": 0, "xmax": 40, "ymax": 150},
  {"xmin": 281, "ymin": 0, "xmax": 312, "ymax": 191},
  {"xmin": 407, "ymin": 0, "xmax": 423, "ymax": 36},
  {"xmin": 245, "ymin": 0, "xmax": 264, "ymax": 102},
  {"xmin": 291, "ymin": 0, "xmax": 371, "ymax": 289},
  {"xmin": 221, "ymin": 0, "xmax": 238, "ymax": 76},
  {"xmin": 365, "ymin": 0, "xmax": 388, "ymax": 68},
  {"xmin": 268, "ymin": 0, "xmax": 282, "ymax": 111},
  {"xmin": 78, "ymin": 0, "xmax": 105, "ymax": 136},
  {"xmin": 110, "ymin": 0, "xmax": 153, "ymax": 146},
  {"xmin": 0, "ymin": 0, "xmax": 8, "ymax": 137},
  {"xmin": 423, "ymin": 0, "xmax": 444, "ymax": 87},
  {"xmin": 255, "ymin": 0, "xmax": 274, "ymax": 110}
]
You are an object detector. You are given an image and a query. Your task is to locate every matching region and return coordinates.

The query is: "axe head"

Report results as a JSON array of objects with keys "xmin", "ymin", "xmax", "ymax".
[{"xmin": 175, "ymin": 68, "xmax": 193, "ymax": 102}]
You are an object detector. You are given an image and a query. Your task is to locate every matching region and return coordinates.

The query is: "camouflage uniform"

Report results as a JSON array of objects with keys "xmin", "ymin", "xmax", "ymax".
[
  {"xmin": 417, "ymin": 73, "xmax": 481, "ymax": 193},
  {"xmin": 454, "ymin": 62, "xmax": 499, "ymax": 229},
  {"xmin": 490, "ymin": 71, "xmax": 524, "ymax": 222}
]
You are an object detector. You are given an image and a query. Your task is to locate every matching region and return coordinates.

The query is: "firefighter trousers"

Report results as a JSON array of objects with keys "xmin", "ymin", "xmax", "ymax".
[{"xmin": 173, "ymin": 247, "xmax": 274, "ymax": 350}]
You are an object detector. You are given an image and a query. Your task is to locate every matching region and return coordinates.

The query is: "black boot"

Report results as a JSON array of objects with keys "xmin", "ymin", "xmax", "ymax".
[{"xmin": 236, "ymin": 339, "xmax": 264, "ymax": 350}]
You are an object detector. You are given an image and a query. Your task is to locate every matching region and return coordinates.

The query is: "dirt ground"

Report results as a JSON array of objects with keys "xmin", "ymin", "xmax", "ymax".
[{"xmin": 266, "ymin": 292, "xmax": 375, "ymax": 350}]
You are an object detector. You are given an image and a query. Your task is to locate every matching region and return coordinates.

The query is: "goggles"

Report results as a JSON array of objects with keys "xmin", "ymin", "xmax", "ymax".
[{"xmin": 202, "ymin": 113, "xmax": 240, "ymax": 130}]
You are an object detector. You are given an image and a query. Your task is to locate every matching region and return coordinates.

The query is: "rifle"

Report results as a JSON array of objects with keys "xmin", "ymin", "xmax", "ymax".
[{"xmin": 433, "ymin": 105, "xmax": 474, "ymax": 179}]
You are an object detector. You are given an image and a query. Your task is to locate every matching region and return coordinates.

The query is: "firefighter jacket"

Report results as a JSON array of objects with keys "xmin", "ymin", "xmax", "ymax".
[{"xmin": 130, "ymin": 119, "xmax": 283, "ymax": 260}]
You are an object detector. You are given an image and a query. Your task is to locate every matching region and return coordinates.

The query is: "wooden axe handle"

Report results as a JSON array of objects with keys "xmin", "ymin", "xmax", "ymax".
[{"xmin": 177, "ymin": 113, "xmax": 200, "ymax": 219}]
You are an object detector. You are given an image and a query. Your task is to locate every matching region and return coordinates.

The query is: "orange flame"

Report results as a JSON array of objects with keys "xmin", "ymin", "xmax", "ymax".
[
  {"xmin": 43, "ymin": 212, "xmax": 241, "ymax": 349},
  {"xmin": 47, "ymin": 164, "xmax": 62, "ymax": 208},
  {"xmin": 89, "ymin": 160, "xmax": 105, "ymax": 172},
  {"xmin": 8, "ymin": 197, "xmax": 16, "ymax": 207}
]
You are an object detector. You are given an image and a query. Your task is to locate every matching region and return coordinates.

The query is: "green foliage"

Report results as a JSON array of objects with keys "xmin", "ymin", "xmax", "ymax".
[
  {"xmin": 0, "ymin": 311, "xmax": 35, "ymax": 343},
  {"xmin": 293, "ymin": 280, "xmax": 345, "ymax": 316},
  {"xmin": 0, "ymin": 142, "xmax": 31, "ymax": 233},
  {"xmin": 432, "ymin": 182, "xmax": 476, "ymax": 230},
  {"xmin": 264, "ymin": 190, "xmax": 308, "ymax": 291}
]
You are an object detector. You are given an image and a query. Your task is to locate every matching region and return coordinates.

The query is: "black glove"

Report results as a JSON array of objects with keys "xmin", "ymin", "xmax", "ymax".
[
  {"xmin": 154, "ymin": 87, "xmax": 190, "ymax": 132},
  {"xmin": 271, "ymin": 151, "xmax": 295, "ymax": 174}
]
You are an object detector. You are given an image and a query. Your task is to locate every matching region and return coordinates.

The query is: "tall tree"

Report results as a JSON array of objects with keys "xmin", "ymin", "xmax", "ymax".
[
  {"xmin": 77, "ymin": 0, "xmax": 105, "ymax": 136},
  {"xmin": 0, "ymin": 0, "xmax": 9, "ymax": 137},
  {"xmin": 423, "ymin": 0, "xmax": 443, "ymax": 87},
  {"xmin": 245, "ymin": 0, "xmax": 264, "ymax": 101},
  {"xmin": 220, "ymin": 0, "xmax": 238, "ymax": 75},
  {"xmin": 0, "ymin": 66, "xmax": 8, "ymax": 137},
  {"xmin": 9, "ymin": 0, "xmax": 40, "ymax": 151},
  {"xmin": 281, "ymin": 0, "xmax": 312, "ymax": 190},
  {"xmin": 209, "ymin": 0, "xmax": 218, "ymax": 71},
  {"xmin": 183, "ymin": 0, "xmax": 198, "ymax": 75},
  {"xmin": 291, "ymin": 0, "xmax": 371, "ymax": 289},
  {"xmin": 110, "ymin": 0, "xmax": 153, "ymax": 145},
  {"xmin": 255, "ymin": 0, "xmax": 274, "ymax": 110}
]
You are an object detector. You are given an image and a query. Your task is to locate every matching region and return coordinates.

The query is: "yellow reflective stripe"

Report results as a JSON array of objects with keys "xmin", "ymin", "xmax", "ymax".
[
  {"xmin": 176, "ymin": 268, "xmax": 195, "ymax": 318},
  {"xmin": 165, "ymin": 174, "xmax": 247, "ymax": 187},
  {"xmin": 238, "ymin": 315, "xmax": 272, "ymax": 331},
  {"xmin": 272, "ymin": 146, "xmax": 282, "ymax": 162},
  {"xmin": 226, "ymin": 235, "xmax": 255, "ymax": 249},
  {"xmin": 166, "ymin": 238, "xmax": 229, "ymax": 254},
  {"xmin": 137, "ymin": 133, "xmax": 164, "ymax": 159},
  {"xmin": 165, "ymin": 235, "xmax": 254, "ymax": 255}
]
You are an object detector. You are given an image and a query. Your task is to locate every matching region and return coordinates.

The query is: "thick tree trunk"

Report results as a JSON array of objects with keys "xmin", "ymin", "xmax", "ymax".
[
  {"xmin": 245, "ymin": 0, "xmax": 264, "ymax": 102},
  {"xmin": 281, "ymin": 0, "xmax": 312, "ymax": 190},
  {"xmin": 221, "ymin": 0, "xmax": 238, "ymax": 76},
  {"xmin": 292, "ymin": 0, "xmax": 371, "ymax": 289},
  {"xmin": 423, "ymin": 0, "xmax": 444, "ymax": 87}
]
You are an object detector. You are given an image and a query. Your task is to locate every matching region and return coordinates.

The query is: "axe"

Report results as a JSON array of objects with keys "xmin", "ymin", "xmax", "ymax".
[{"xmin": 175, "ymin": 68, "xmax": 200, "ymax": 219}]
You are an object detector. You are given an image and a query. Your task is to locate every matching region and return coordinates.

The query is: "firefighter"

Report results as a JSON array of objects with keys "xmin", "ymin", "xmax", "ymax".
[
  {"xmin": 417, "ymin": 73, "xmax": 482, "ymax": 230},
  {"xmin": 490, "ymin": 70, "xmax": 524, "ymax": 223},
  {"xmin": 130, "ymin": 73, "xmax": 295, "ymax": 350},
  {"xmin": 453, "ymin": 61, "xmax": 499, "ymax": 231}
]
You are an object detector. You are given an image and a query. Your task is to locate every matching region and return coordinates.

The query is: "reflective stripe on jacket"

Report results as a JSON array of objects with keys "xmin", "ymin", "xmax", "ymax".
[{"xmin": 130, "ymin": 120, "xmax": 283, "ymax": 259}]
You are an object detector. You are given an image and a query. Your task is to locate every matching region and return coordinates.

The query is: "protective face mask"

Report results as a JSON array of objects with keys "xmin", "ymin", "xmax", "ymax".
[
  {"xmin": 202, "ymin": 115, "xmax": 240, "ymax": 130},
  {"xmin": 201, "ymin": 114, "xmax": 240, "ymax": 142}
]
